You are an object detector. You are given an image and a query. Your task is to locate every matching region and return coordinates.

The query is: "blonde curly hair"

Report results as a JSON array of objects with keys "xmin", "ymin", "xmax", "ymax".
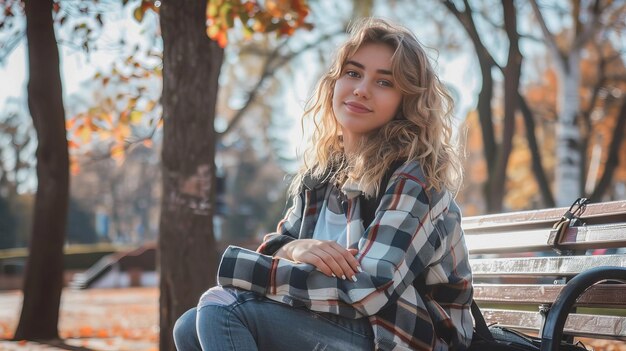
[{"xmin": 290, "ymin": 18, "xmax": 463, "ymax": 197}]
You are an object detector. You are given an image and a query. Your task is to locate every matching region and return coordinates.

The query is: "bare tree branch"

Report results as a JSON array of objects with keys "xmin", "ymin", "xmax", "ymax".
[
  {"xmin": 518, "ymin": 32, "xmax": 545, "ymax": 43},
  {"xmin": 217, "ymin": 29, "xmax": 343, "ymax": 138},
  {"xmin": 606, "ymin": 74, "xmax": 626, "ymax": 82},
  {"xmin": 572, "ymin": 0, "xmax": 601, "ymax": 50},
  {"xmin": 581, "ymin": 41, "xmax": 608, "ymax": 123},
  {"xmin": 441, "ymin": 0, "xmax": 499, "ymax": 67},
  {"xmin": 0, "ymin": 30, "xmax": 25, "ymax": 63},
  {"xmin": 529, "ymin": 0, "xmax": 564, "ymax": 68}
]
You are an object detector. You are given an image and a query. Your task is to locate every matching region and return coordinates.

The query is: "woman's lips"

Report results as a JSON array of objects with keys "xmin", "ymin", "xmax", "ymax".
[{"xmin": 344, "ymin": 101, "xmax": 372, "ymax": 113}]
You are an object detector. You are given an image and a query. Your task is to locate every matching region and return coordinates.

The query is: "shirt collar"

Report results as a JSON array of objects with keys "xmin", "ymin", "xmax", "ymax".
[{"xmin": 341, "ymin": 179, "xmax": 363, "ymax": 200}]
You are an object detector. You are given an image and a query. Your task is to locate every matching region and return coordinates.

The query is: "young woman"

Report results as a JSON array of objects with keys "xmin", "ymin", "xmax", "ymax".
[{"xmin": 174, "ymin": 18, "xmax": 473, "ymax": 351}]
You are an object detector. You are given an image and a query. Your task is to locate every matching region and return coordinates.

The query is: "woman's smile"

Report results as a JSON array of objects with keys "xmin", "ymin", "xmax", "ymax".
[{"xmin": 344, "ymin": 101, "xmax": 373, "ymax": 114}]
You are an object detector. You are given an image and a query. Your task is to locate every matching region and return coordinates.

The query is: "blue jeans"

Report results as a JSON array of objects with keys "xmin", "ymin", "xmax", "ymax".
[{"xmin": 173, "ymin": 289, "xmax": 374, "ymax": 351}]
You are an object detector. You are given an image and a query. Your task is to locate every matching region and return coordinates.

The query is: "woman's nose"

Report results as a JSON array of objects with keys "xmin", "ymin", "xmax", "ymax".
[{"xmin": 353, "ymin": 81, "xmax": 370, "ymax": 99}]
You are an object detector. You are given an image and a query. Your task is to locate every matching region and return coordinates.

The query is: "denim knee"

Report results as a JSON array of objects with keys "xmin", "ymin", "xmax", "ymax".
[{"xmin": 173, "ymin": 308, "xmax": 201, "ymax": 351}]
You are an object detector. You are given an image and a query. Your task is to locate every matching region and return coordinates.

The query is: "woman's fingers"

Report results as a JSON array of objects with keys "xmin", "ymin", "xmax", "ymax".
[
  {"xmin": 324, "ymin": 243, "xmax": 360, "ymax": 280},
  {"xmin": 314, "ymin": 245, "xmax": 352, "ymax": 280},
  {"xmin": 289, "ymin": 240, "xmax": 360, "ymax": 281},
  {"xmin": 298, "ymin": 251, "xmax": 335, "ymax": 277}
]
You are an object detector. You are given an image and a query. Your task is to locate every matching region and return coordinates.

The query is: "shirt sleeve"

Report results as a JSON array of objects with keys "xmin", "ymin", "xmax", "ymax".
[
  {"xmin": 218, "ymin": 175, "xmax": 452, "ymax": 317},
  {"xmin": 256, "ymin": 193, "xmax": 303, "ymax": 255}
]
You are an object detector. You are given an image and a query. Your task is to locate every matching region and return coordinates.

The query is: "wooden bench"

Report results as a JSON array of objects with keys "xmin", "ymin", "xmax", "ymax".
[{"xmin": 462, "ymin": 200, "xmax": 626, "ymax": 348}]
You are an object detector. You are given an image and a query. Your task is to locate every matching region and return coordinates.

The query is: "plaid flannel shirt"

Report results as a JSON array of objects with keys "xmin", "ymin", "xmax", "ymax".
[{"xmin": 217, "ymin": 161, "xmax": 473, "ymax": 350}]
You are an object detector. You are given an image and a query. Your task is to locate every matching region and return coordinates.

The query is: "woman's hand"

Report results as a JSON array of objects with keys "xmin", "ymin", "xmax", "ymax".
[{"xmin": 274, "ymin": 239, "xmax": 361, "ymax": 281}]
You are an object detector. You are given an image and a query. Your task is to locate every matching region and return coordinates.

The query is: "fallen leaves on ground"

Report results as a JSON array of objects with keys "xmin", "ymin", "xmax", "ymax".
[
  {"xmin": 0, "ymin": 287, "xmax": 158, "ymax": 351},
  {"xmin": 0, "ymin": 287, "xmax": 625, "ymax": 350}
]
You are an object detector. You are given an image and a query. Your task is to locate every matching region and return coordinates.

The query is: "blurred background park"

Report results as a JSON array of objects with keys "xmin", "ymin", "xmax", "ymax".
[{"xmin": 1, "ymin": 0, "xmax": 625, "ymax": 350}]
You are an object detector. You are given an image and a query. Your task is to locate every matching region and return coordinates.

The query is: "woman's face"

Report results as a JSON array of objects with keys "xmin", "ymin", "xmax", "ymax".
[{"xmin": 332, "ymin": 42, "xmax": 402, "ymax": 146}]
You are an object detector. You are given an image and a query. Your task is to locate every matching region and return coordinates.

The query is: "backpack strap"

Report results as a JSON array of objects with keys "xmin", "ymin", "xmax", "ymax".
[
  {"xmin": 361, "ymin": 159, "xmax": 406, "ymax": 229},
  {"xmin": 471, "ymin": 300, "xmax": 495, "ymax": 341}
]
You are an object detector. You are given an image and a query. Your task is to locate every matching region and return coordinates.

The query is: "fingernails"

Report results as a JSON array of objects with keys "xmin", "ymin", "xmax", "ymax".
[
  {"xmin": 332, "ymin": 273, "xmax": 336, "ymax": 278},
  {"xmin": 351, "ymin": 275, "xmax": 358, "ymax": 282},
  {"xmin": 357, "ymin": 265, "xmax": 363, "ymax": 272},
  {"xmin": 341, "ymin": 275, "xmax": 347, "ymax": 280}
]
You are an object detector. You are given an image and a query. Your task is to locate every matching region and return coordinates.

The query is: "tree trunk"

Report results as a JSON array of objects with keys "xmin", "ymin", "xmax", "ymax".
[
  {"xmin": 14, "ymin": 0, "xmax": 69, "ymax": 340},
  {"xmin": 529, "ymin": 0, "xmax": 593, "ymax": 207},
  {"xmin": 489, "ymin": 0, "xmax": 522, "ymax": 213},
  {"xmin": 477, "ymin": 60, "xmax": 498, "ymax": 212},
  {"xmin": 591, "ymin": 97, "xmax": 626, "ymax": 201},
  {"xmin": 518, "ymin": 93, "xmax": 555, "ymax": 207},
  {"xmin": 555, "ymin": 54, "xmax": 583, "ymax": 206},
  {"xmin": 158, "ymin": 1, "xmax": 223, "ymax": 350}
]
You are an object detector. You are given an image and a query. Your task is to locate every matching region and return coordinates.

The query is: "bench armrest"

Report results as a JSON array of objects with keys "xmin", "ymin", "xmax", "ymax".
[{"xmin": 541, "ymin": 266, "xmax": 626, "ymax": 351}]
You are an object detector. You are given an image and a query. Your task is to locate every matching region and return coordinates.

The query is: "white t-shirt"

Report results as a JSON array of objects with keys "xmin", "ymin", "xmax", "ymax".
[{"xmin": 312, "ymin": 183, "xmax": 348, "ymax": 246}]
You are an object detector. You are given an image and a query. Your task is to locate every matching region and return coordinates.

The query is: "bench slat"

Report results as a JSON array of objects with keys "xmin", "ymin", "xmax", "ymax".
[
  {"xmin": 466, "ymin": 228, "xmax": 551, "ymax": 254},
  {"xmin": 481, "ymin": 309, "xmax": 626, "ymax": 340},
  {"xmin": 462, "ymin": 200, "xmax": 626, "ymax": 231},
  {"xmin": 471, "ymin": 255, "xmax": 626, "ymax": 278},
  {"xmin": 466, "ymin": 223, "xmax": 626, "ymax": 254},
  {"xmin": 558, "ymin": 223, "xmax": 626, "ymax": 250},
  {"xmin": 474, "ymin": 284, "xmax": 626, "ymax": 307}
]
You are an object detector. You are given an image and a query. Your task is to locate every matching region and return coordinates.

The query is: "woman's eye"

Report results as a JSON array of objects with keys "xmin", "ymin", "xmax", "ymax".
[
  {"xmin": 346, "ymin": 70, "xmax": 360, "ymax": 78},
  {"xmin": 378, "ymin": 80, "xmax": 393, "ymax": 87}
]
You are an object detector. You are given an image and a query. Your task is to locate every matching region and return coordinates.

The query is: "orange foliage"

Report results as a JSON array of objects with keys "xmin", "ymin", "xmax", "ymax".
[
  {"xmin": 205, "ymin": 0, "xmax": 312, "ymax": 48},
  {"xmin": 66, "ymin": 54, "xmax": 161, "ymax": 175}
]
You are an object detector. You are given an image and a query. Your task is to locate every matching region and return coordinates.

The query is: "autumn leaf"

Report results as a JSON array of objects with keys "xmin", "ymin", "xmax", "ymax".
[
  {"xmin": 216, "ymin": 30, "xmax": 228, "ymax": 48},
  {"xmin": 79, "ymin": 325, "xmax": 94, "ymax": 337},
  {"xmin": 70, "ymin": 161, "xmax": 81, "ymax": 176},
  {"xmin": 130, "ymin": 110, "xmax": 143, "ymax": 124},
  {"xmin": 207, "ymin": 2, "xmax": 219, "ymax": 17},
  {"xmin": 68, "ymin": 140, "xmax": 80, "ymax": 149},
  {"xmin": 97, "ymin": 130, "xmax": 112, "ymax": 140},
  {"xmin": 110, "ymin": 143, "xmax": 125, "ymax": 165},
  {"xmin": 66, "ymin": 117, "xmax": 76, "ymax": 130},
  {"xmin": 207, "ymin": 24, "xmax": 220, "ymax": 39},
  {"xmin": 133, "ymin": 6, "xmax": 145, "ymax": 22},
  {"xmin": 78, "ymin": 125, "xmax": 91, "ymax": 143},
  {"xmin": 119, "ymin": 110, "xmax": 130, "ymax": 124},
  {"xmin": 145, "ymin": 100, "xmax": 157, "ymax": 112},
  {"xmin": 97, "ymin": 329, "xmax": 109, "ymax": 338}
]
